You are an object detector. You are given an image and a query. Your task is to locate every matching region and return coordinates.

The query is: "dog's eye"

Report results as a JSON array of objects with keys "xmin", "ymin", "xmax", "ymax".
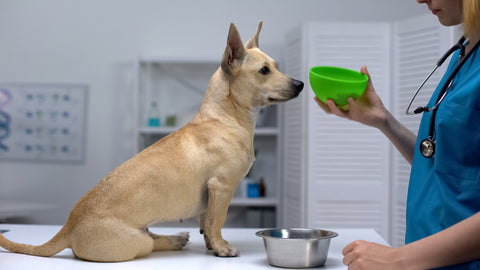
[{"xmin": 259, "ymin": 66, "xmax": 270, "ymax": 75}]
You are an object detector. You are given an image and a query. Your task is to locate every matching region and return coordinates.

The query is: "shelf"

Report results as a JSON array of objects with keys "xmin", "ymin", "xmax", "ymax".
[
  {"xmin": 139, "ymin": 126, "xmax": 178, "ymax": 134},
  {"xmin": 253, "ymin": 127, "xmax": 279, "ymax": 136},
  {"xmin": 230, "ymin": 197, "xmax": 278, "ymax": 207},
  {"xmin": 139, "ymin": 55, "xmax": 219, "ymax": 64},
  {"xmin": 0, "ymin": 201, "xmax": 55, "ymax": 219},
  {"xmin": 139, "ymin": 126, "xmax": 279, "ymax": 136}
]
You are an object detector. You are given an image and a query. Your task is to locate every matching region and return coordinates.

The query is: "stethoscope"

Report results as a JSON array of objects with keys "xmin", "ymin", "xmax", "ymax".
[{"xmin": 405, "ymin": 36, "xmax": 480, "ymax": 158}]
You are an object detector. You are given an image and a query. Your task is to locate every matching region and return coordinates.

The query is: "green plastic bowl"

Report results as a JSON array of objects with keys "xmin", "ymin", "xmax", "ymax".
[{"xmin": 309, "ymin": 66, "xmax": 368, "ymax": 106}]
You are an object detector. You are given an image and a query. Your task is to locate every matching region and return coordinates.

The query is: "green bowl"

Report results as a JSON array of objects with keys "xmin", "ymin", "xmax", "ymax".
[{"xmin": 309, "ymin": 66, "xmax": 368, "ymax": 106}]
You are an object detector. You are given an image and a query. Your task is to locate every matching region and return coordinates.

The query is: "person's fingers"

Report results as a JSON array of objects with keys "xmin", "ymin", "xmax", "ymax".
[
  {"xmin": 314, "ymin": 97, "xmax": 332, "ymax": 113},
  {"xmin": 360, "ymin": 65, "xmax": 371, "ymax": 82},
  {"xmin": 346, "ymin": 97, "xmax": 356, "ymax": 111},
  {"xmin": 343, "ymin": 252, "xmax": 354, "ymax": 266},
  {"xmin": 342, "ymin": 242, "xmax": 358, "ymax": 266},
  {"xmin": 360, "ymin": 65, "xmax": 368, "ymax": 76},
  {"xmin": 342, "ymin": 241, "xmax": 355, "ymax": 255},
  {"xmin": 326, "ymin": 99, "xmax": 349, "ymax": 117},
  {"xmin": 348, "ymin": 97, "xmax": 356, "ymax": 105},
  {"xmin": 361, "ymin": 65, "xmax": 374, "ymax": 95}
]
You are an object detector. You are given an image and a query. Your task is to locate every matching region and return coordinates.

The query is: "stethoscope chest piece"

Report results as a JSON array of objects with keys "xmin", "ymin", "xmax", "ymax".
[{"xmin": 420, "ymin": 137, "xmax": 435, "ymax": 158}]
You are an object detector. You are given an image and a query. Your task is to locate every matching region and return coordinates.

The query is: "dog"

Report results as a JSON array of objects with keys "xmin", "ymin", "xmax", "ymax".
[{"xmin": 0, "ymin": 21, "xmax": 303, "ymax": 262}]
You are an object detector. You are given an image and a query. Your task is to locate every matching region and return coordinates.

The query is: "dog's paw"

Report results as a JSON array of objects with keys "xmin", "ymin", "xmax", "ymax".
[
  {"xmin": 212, "ymin": 241, "xmax": 239, "ymax": 257},
  {"xmin": 173, "ymin": 232, "xmax": 190, "ymax": 249}
]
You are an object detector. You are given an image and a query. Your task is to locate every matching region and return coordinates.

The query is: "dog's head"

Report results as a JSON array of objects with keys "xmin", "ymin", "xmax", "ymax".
[{"xmin": 221, "ymin": 21, "xmax": 303, "ymax": 108}]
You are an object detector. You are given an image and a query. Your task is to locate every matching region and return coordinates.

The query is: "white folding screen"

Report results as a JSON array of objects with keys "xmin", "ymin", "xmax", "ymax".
[
  {"xmin": 283, "ymin": 22, "xmax": 391, "ymax": 238},
  {"xmin": 283, "ymin": 27, "xmax": 307, "ymax": 227},
  {"xmin": 283, "ymin": 16, "xmax": 462, "ymax": 245},
  {"xmin": 390, "ymin": 15, "xmax": 462, "ymax": 247},
  {"xmin": 307, "ymin": 23, "xmax": 391, "ymax": 237}
]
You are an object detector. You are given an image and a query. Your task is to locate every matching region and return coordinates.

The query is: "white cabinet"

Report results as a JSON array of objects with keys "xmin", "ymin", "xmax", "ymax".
[{"xmin": 133, "ymin": 56, "xmax": 283, "ymax": 227}]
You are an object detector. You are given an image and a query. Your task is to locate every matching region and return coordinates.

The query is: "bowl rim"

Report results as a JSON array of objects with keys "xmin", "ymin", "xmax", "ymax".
[
  {"xmin": 255, "ymin": 228, "xmax": 339, "ymax": 240},
  {"xmin": 309, "ymin": 65, "xmax": 368, "ymax": 84}
]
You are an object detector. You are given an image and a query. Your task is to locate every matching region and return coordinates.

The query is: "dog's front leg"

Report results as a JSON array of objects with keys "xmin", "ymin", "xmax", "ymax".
[{"xmin": 204, "ymin": 176, "xmax": 239, "ymax": 257}]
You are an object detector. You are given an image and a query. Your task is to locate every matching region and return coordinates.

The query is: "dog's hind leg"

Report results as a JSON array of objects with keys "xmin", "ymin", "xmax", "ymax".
[
  {"xmin": 71, "ymin": 221, "xmax": 154, "ymax": 262},
  {"xmin": 145, "ymin": 228, "xmax": 189, "ymax": 251}
]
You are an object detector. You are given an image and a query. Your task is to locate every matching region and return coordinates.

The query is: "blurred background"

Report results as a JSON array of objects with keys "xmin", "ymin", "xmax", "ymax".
[{"xmin": 0, "ymin": 0, "xmax": 440, "ymax": 247}]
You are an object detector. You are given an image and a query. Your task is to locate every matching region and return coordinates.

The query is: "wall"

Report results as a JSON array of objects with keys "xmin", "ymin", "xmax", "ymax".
[{"xmin": 0, "ymin": 0, "xmax": 428, "ymax": 224}]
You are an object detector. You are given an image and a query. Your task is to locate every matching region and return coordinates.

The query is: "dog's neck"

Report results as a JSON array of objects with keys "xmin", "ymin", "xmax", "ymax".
[{"xmin": 196, "ymin": 69, "xmax": 256, "ymax": 138}]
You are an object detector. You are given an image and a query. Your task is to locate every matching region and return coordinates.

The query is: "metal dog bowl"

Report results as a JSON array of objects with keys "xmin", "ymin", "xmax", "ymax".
[{"xmin": 256, "ymin": 228, "xmax": 338, "ymax": 268}]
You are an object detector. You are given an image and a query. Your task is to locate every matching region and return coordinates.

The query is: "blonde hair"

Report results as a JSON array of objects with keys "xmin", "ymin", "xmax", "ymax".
[{"xmin": 463, "ymin": 0, "xmax": 480, "ymax": 40}]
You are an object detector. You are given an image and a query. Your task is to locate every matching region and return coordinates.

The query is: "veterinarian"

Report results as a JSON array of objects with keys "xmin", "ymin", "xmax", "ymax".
[{"xmin": 315, "ymin": 0, "xmax": 480, "ymax": 269}]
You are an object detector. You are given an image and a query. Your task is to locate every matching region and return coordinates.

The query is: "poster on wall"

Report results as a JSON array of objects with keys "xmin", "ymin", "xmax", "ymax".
[{"xmin": 0, "ymin": 83, "xmax": 88, "ymax": 163}]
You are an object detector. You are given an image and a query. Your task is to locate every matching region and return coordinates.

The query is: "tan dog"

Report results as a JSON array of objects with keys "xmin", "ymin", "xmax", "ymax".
[{"xmin": 0, "ymin": 21, "xmax": 303, "ymax": 262}]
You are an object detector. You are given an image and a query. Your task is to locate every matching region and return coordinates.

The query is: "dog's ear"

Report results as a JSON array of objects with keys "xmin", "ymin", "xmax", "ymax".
[
  {"xmin": 245, "ymin": 21, "xmax": 262, "ymax": 49},
  {"xmin": 221, "ymin": 23, "xmax": 245, "ymax": 78}
]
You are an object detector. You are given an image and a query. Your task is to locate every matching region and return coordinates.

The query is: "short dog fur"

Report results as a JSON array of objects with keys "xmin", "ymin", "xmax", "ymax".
[{"xmin": 0, "ymin": 21, "xmax": 303, "ymax": 262}]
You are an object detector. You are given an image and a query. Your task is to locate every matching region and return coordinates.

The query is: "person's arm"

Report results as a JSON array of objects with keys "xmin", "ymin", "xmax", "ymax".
[
  {"xmin": 378, "ymin": 111, "xmax": 417, "ymax": 164},
  {"xmin": 342, "ymin": 212, "xmax": 480, "ymax": 269},
  {"xmin": 314, "ymin": 65, "xmax": 416, "ymax": 164}
]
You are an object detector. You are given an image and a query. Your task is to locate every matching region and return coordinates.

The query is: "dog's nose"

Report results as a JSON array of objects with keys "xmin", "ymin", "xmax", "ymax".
[{"xmin": 292, "ymin": 79, "xmax": 304, "ymax": 92}]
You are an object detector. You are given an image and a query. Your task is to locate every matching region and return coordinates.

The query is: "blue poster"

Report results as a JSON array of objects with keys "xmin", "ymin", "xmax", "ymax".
[{"xmin": 0, "ymin": 83, "xmax": 87, "ymax": 163}]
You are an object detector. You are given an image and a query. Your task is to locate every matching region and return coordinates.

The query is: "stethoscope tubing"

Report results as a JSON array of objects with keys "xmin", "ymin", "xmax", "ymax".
[
  {"xmin": 405, "ymin": 36, "xmax": 466, "ymax": 115},
  {"xmin": 405, "ymin": 64, "xmax": 440, "ymax": 115}
]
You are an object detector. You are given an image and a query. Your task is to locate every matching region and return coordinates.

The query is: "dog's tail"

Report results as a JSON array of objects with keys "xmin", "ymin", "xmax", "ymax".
[{"xmin": 0, "ymin": 225, "xmax": 70, "ymax": 257}]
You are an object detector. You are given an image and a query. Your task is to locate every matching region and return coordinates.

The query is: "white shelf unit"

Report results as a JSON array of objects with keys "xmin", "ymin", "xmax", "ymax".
[
  {"xmin": 230, "ymin": 197, "xmax": 278, "ymax": 207},
  {"xmin": 133, "ymin": 56, "xmax": 283, "ymax": 228}
]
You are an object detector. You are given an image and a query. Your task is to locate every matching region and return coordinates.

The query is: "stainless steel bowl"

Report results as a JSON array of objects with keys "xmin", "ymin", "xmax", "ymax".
[{"xmin": 255, "ymin": 228, "xmax": 338, "ymax": 268}]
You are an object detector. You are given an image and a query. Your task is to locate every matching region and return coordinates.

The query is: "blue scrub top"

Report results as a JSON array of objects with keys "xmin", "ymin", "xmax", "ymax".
[{"xmin": 406, "ymin": 44, "xmax": 480, "ymax": 270}]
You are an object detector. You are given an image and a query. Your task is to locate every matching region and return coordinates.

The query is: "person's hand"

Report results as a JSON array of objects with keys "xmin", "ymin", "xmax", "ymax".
[
  {"xmin": 342, "ymin": 240, "xmax": 404, "ymax": 270},
  {"xmin": 314, "ymin": 65, "xmax": 388, "ymax": 130}
]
